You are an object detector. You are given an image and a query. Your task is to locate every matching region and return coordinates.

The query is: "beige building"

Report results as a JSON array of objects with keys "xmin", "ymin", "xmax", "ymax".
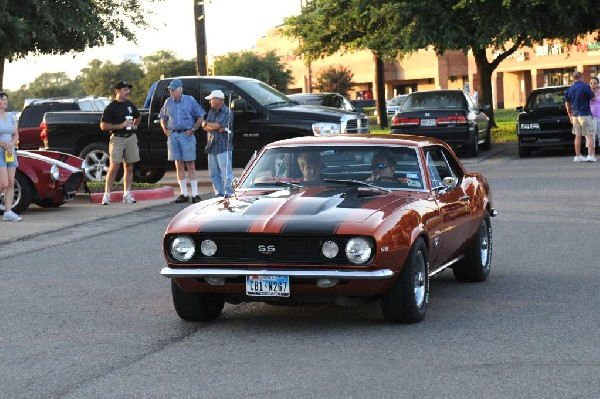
[{"xmin": 253, "ymin": 27, "xmax": 600, "ymax": 110}]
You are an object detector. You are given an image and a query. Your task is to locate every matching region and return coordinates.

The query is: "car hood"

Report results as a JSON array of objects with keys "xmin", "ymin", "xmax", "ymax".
[
  {"xmin": 16, "ymin": 150, "xmax": 82, "ymax": 173},
  {"xmin": 166, "ymin": 187, "xmax": 423, "ymax": 235}
]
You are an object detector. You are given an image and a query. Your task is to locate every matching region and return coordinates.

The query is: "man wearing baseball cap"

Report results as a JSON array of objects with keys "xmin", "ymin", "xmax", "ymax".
[
  {"xmin": 201, "ymin": 89, "xmax": 234, "ymax": 197},
  {"xmin": 159, "ymin": 79, "xmax": 206, "ymax": 203},
  {"xmin": 99, "ymin": 81, "xmax": 141, "ymax": 205}
]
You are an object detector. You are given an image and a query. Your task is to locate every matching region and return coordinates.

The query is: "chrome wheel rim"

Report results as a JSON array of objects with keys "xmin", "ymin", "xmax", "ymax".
[
  {"xmin": 414, "ymin": 251, "xmax": 426, "ymax": 307},
  {"xmin": 84, "ymin": 150, "xmax": 110, "ymax": 182},
  {"xmin": 479, "ymin": 221, "xmax": 490, "ymax": 271}
]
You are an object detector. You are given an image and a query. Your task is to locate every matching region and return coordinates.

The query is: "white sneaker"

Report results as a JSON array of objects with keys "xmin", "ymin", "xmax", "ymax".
[
  {"xmin": 587, "ymin": 155, "xmax": 597, "ymax": 162},
  {"xmin": 101, "ymin": 193, "xmax": 111, "ymax": 205},
  {"xmin": 3, "ymin": 211, "xmax": 22, "ymax": 221},
  {"xmin": 122, "ymin": 192, "xmax": 136, "ymax": 204},
  {"xmin": 574, "ymin": 155, "xmax": 587, "ymax": 162}
]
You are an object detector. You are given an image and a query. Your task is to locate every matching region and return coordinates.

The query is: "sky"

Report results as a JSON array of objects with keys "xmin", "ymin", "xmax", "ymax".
[{"xmin": 3, "ymin": 0, "xmax": 302, "ymax": 90}]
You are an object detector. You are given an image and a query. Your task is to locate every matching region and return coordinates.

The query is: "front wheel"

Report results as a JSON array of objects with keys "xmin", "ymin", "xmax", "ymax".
[
  {"xmin": 381, "ymin": 238, "xmax": 429, "ymax": 323},
  {"xmin": 466, "ymin": 130, "xmax": 479, "ymax": 157},
  {"xmin": 453, "ymin": 211, "xmax": 492, "ymax": 282},
  {"xmin": 171, "ymin": 280, "xmax": 224, "ymax": 322},
  {"xmin": 79, "ymin": 142, "xmax": 123, "ymax": 182},
  {"xmin": 5, "ymin": 172, "xmax": 34, "ymax": 214},
  {"xmin": 481, "ymin": 125, "xmax": 491, "ymax": 151},
  {"xmin": 134, "ymin": 167, "xmax": 166, "ymax": 183}
]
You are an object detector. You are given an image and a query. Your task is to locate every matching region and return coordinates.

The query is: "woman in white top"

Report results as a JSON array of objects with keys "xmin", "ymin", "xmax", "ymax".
[{"xmin": 0, "ymin": 92, "xmax": 22, "ymax": 221}]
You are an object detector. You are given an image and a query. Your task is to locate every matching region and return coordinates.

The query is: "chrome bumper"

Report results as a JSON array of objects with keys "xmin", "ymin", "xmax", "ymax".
[{"xmin": 161, "ymin": 267, "xmax": 394, "ymax": 280}]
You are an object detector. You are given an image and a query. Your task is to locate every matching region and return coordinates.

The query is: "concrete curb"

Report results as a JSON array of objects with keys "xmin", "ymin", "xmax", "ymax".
[{"xmin": 88, "ymin": 186, "xmax": 175, "ymax": 204}]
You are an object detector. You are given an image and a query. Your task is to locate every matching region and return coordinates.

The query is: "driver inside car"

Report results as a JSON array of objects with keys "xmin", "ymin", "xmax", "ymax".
[{"xmin": 367, "ymin": 151, "xmax": 409, "ymax": 184}]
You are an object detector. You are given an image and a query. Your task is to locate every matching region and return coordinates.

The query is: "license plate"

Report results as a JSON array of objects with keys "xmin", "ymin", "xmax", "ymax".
[
  {"xmin": 420, "ymin": 118, "xmax": 436, "ymax": 126},
  {"xmin": 246, "ymin": 275, "xmax": 290, "ymax": 297}
]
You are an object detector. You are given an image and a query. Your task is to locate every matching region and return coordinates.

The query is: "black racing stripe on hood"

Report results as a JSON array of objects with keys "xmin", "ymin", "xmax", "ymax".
[
  {"xmin": 198, "ymin": 219, "xmax": 253, "ymax": 233},
  {"xmin": 280, "ymin": 220, "xmax": 341, "ymax": 234}
]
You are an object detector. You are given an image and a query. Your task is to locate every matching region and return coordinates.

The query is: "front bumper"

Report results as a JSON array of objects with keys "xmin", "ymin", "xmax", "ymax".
[{"xmin": 161, "ymin": 267, "xmax": 394, "ymax": 280}]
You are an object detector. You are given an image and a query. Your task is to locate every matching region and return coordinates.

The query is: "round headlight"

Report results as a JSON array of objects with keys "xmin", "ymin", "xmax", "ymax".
[
  {"xmin": 345, "ymin": 237, "xmax": 372, "ymax": 264},
  {"xmin": 322, "ymin": 240, "xmax": 339, "ymax": 259},
  {"xmin": 171, "ymin": 236, "xmax": 196, "ymax": 261},
  {"xmin": 200, "ymin": 239, "xmax": 217, "ymax": 257},
  {"xmin": 50, "ymin": 165, "xmax": 60, "ymax": 181}
]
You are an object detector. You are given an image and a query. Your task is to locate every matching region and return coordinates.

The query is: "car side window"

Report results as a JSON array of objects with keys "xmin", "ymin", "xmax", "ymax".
[
  {"xmin": 424, "ymin": 146, "xmax": 460, "ymax": 189},
  {"xmin": 201, "ymin": 83, "xmax": 244, "ymax": 112}
]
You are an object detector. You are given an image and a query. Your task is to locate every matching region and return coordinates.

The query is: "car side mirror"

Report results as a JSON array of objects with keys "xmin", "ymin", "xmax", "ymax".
[
  {"xmin": 481, "ymin": 104, "xmax": 491, "ymax": 111},
  {"xmin": 441, "ymin": 176, "xmax": 457, "ymax": 189},
  {"xmin": 516, "ymin": 106, "xmax": 523, "ymax": 112},
  {"xmin": 231, "ymin": 99, "xmax": 248, "ymax": 111}
]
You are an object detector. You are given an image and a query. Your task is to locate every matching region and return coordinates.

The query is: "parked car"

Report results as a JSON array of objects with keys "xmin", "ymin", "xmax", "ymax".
[
  {"xmin": 17, "ymin": 96, "xmax": 109, "ymax": 150},
  {"xmin": 386, "ymin": 94, "xmax": 408, "ymax": 115},
  {"xmin": 0, "ymin": 150, "xmax": 86, "ymax": 214},
  {"xmin": 288, "ymin": 92, "xmax": 356, "ymax": 112},
  {"xmin": 515, "ymin": 85, "xmax": 596, "ymax": 157},
  {"xmin": 161, "ymin": 134, "xmax": 496, "ymax": 323},
  {"xmin": 391, "ymin": 90, "xmax": 491, "ymax": 157}
]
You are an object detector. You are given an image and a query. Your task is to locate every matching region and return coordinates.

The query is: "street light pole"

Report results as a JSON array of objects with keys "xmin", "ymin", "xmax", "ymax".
[{"xmin": 194, "ymin": 1, "xmax": 208, "ymax": 76}]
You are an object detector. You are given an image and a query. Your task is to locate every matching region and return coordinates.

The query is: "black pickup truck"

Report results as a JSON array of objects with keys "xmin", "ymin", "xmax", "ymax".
[{"xmin": 42, "ymin": 76, "xmax": 369, "ymax": 182}]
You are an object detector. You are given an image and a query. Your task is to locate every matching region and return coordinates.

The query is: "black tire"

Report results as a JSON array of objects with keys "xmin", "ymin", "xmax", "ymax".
[
  {"xmin": 34, "ymin": 199, "xmax": 63, "ymax": 208},
  {"xmin": 79, "ymin": 142, "xmax": 123, "ymax": 182},
  {"xmin": 134, "ymin": 167, "xmax": 166, "ymax": 184},
  {"xmin": 453, "ymin": 211, "xmax": 492, "ymax": 282},
  {"xmin": 481, "ymin": 125, "xmax": 491, "ymax": 151},
  {"xmin": 171, "ymin": 280, "xmax": 224, "ymax": 322},
  {"xmin": 381, "ymin": 238, "xmax": 429, "ymax": 323},
  {"xmin": 467, "ymin": 130, "xmax": 479, "ymax": 157},
  {"xmin": 9, "ymin": 172, "xmax": 34, "ymax": 214},
  {"xmin": 518, "ymin": 144, "xmax": 532, "ymax": 158}
]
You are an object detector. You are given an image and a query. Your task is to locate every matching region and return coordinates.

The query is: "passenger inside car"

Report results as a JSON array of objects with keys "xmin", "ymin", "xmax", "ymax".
[
  {"xmin": 297, "ymin": 152, "xmax": 323, "ymax": 182},
  {"xmin": 366, "ymin": 151, "xmax": 410, "ymax": 184}
]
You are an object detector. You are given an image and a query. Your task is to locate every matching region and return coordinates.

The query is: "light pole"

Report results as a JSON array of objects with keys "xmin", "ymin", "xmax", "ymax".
[{"xmin": 194, "ymin": 1, "xmax": 208, "ymax": 76}]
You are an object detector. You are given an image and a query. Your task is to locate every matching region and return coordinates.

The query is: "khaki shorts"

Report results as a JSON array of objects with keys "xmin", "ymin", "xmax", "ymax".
[
  {"xmin": 110, "ymin": 134, "xmax": 140, "ymax": 163},
  {"xmin": 572, "ymin": 115, "xmax": 594, "ymax": 137},
  {"xmin": 592, "ymin": 118, "xmax": 600, "ymax": 137}
]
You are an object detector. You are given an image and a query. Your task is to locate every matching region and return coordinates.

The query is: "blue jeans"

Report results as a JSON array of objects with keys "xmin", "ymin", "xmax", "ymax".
[{"xmin": 208, "ymin": 150, "xmax": 234, "ymax": 196}]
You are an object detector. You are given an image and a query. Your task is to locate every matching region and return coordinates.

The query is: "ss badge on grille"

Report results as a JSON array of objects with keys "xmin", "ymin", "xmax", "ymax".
[{"xmin": 258, "ymin": 245, "xmax": 276, "ymax": 254}]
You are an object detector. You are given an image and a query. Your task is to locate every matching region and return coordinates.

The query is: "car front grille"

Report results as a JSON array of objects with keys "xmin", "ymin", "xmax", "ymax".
[
  {"xmin": 343, "ymin": 117, "xmax": 369, "ymax": 134},
  {"xmin": 63, "ymin": 172, "xmax": 83, "ymax": 195},
  {"xmin": 539, "ymin": 121, "xmax": 571, "ymax": 131},
  {"xmin": 165, "ymin": 234, "xmax": 374, "ymax": 265}
]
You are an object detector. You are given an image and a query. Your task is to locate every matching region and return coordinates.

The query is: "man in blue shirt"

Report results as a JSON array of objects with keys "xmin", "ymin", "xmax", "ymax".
[
  {"xmin": 201, "ymin": 89, "xmax": 234, "ymax": 197},
  {"xmin": 159, "ymin": 79, "xmax": 206, "ymax": 203},
  {"xmin": 565, "ymin": 71, "xmax": 596, "ymax": 162}
]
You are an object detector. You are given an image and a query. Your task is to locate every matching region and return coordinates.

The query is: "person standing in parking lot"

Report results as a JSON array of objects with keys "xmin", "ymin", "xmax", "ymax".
[
  {"xmin": 0, "ymin": 92, "xmax": 22, "ymax": 221},
  {"xmin": 590, "ymin": 77, "xmax": 600, "ymax": 159},
  {"xmin": 565, "ymin": 71, "xmax": 596, "ymax": 162},
  {"xmin": 99, "ymin": 81, "xmax": 141, "ymax": 205},
  {"xmin": 202, "ymin": 90, "xmax": 234, "ymax": 198},
  {"xmin": 159, "ymin": 79, "xmax": 206, "ymax": 204}
]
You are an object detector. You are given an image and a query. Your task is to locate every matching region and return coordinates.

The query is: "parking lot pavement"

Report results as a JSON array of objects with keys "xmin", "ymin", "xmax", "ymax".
[{"xmin": 0, "ymin": 168, "xmax": 245, "ymax": 244}]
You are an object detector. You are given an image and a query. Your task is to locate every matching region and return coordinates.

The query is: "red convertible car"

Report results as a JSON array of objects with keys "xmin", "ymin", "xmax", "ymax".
[
  {"xmin": 0, "ymin": 150, "xmax": 85, "ymax": 214},
  {"xmin": 161, "ymin": 134, "xmax": 496, "ymax": 323}
]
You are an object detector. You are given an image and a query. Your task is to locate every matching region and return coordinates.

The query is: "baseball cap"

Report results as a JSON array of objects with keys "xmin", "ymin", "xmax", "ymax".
[
  {"xmin": 114, "ymin": 81, "xmax": 133, "ymax": 90},
  {"xmin": 205, "ymin": 89, "xmax": 225, "ymax": 100},
  {"xmin": 167, "ymin": 79, "xmax": 183, "ymax": 90}
]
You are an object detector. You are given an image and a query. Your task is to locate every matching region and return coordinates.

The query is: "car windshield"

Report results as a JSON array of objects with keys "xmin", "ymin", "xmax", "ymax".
[
  {"xmin": 527, "ymin": 89, "xmax": 566, "ymax": 109},
  {"xmin": 389, "ymin": 95, "xmax": 407, "ymax": 106},
  {"xmin": 239, "ymin": 145, "xmax": 425, "ymax": 191},
  {"xmin": 401, "ymin": 92, "xmax": 464, "ymax": 110},
  {"xmin": 235, "ymin": 80, "xmax": 294, "ymax": 107}
]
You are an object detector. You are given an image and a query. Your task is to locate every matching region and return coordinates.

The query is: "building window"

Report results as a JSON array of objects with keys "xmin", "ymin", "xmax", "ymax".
[
  {"xmin": 544, "ymin": 68, "xmax": 575, "ymax": 86},
  {"xmin": 462, "ymin": 75, "xmax": 468, "ymax": 82},
  {"xmin": 450, "ymin": 76, "xmax": 457, "ymax": 82},
  {"xmin": 591, "ymin": 66, "xmax": 600, "ymax": 78}
]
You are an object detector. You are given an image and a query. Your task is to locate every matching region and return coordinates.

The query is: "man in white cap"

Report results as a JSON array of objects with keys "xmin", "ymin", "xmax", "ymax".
[
  {"xmin": 201, "ymin": 89, "xmax": 234, "ymax": 197},
  {"xmin": 159, "ymin": 79, "xmax": 206, "ymax": 203}
]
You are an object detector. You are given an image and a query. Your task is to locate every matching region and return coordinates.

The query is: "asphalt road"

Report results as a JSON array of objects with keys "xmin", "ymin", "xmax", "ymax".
[{"xmin": 1, "ymin": 145, "xmax": 599, "ymax": 398}]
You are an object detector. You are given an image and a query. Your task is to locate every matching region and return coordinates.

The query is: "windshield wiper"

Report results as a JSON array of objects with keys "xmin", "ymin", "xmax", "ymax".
[
  {"xmin": 323, "ymin": 179, "xmax": 391, "ymax": 193},
  {"xmin": 254, "ymin": 181, "xmax": 303, "ymax": 189},
  {"xmin": 264, "ymin": 101, "xmax": 292, "ymax": 107}
]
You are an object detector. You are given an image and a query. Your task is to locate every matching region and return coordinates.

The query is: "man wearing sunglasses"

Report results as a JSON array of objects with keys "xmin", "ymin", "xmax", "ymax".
[{"xmin": 367, "ymin": 151, "xmax": 410, "ymax": 184}]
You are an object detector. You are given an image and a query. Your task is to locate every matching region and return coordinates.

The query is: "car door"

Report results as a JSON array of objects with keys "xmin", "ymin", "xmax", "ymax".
[{"xmin": 424, "ymin": 146, "xmax": 472, "ymax": 262}]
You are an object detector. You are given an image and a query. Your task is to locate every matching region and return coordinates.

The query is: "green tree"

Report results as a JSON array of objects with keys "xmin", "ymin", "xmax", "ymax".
[
  {"xmin": 213, "ymin": 51, "xmax": 294, "ymax": 92},
  {"xmin": 5, "ymin": 73, "xmax": 85, "ymax": 111},
  {"xmin": 79, "ymin": 59, "xmax": 144, "ymax": 102},
  {"xmin": 284, "ymin": 0, "xmax": 600, "ymax": 126},
  {"xmin": 0, "ymin": 0, "xmax": 159, "ymax": 88},
  {"xmin": 139, "ymin": 50, "xmax": 197, "ymax": 101},
  {"xmin": 313, "ymin": 65, "xmax": 354, "ymax": 96}
]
